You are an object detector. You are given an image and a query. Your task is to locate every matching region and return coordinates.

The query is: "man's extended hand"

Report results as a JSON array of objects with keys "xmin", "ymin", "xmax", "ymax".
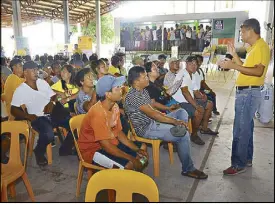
[
  {"xmin": 218, "ymin": 60, "xmax": 237, "ymax": 70},
  {"xmin": 137, "ymin": 149, "xmax": 149, "ymax": 159},
  {"xmin": 227, "ymin": 42, "xmax": 236, "ymax": 56}
]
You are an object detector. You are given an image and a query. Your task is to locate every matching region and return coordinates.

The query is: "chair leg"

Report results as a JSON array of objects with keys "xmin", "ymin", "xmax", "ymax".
[
  {"xmin": 21, "ymin": 172, "xmax": 35, "ymax": 202},
  {"xmin": 1, "ymin": 185, "xmax": 8, "ymax": 202},
  {"xmin": 87, "ymin": 169, "xmax": 93, "ymax": 180},
  {"xmin": 46, "ymin": 144, "xmax": 52, "ymax": 165},
  {"xmin": 152, "ymin": 140, "xmax": 161, "ymax": 177},
  {"xmin": 9, "ymin": 182, "xmax": 16, "ymax": 198},
  {"xmin": 107, "ymin": 190, "xmax": 116, "ymax": 202},
  {"xmin": 188, "ymin": 119, "xmax": 192, "ymax": 134},
  {"xmin": 28, "ymin": 131, "xmax": 35, "ymax": 157},
  {"xmin": 76, "ymin": 163, "xmax": 84, "ymax": 197},
  {"xmin": 167, "ymin": 142, "xmax": 174, "ymax": 164}
]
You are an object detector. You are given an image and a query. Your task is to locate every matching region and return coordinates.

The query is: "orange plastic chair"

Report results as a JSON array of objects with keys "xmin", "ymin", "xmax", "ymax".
[
  {"xmin": 129, "ymin": 121, "xmax": 174, "ymax": 177},
  {"xmin": 85, "ymin": 169, "xmax": 159, "ymax": 202},
  {"xmin": 1, "ymin": 121, "xmax": 35, "ymax": 202},
  {"xmin": 69, "ymin": 114, "xmax": 105, "ymax": 197}
]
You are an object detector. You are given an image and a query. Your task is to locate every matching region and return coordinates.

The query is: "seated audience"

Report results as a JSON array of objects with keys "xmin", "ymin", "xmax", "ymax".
[
  {"xmin": 51, "ymin": 62, "xmax": 62, "ymax": 84},
  {"xmin": 144, "ymin": 62, "xmax": 179, "ymax": 113},
  {"xmin": 195, "ymin": 55, "xmax": 220, "ymax": 115},
  {"xmin": 10, "ymin": 61, "xmax": 75, "ymax": 166},
  {"xmin": 3, "ymin": 58, "xmax": 25, "ymax": 119},
  {"xmin": 108, "ymin": 55, "xmax": 122, "ymax": 77},
  {"xmin": 78, "ymin": 75, "xmax": 148, "ymax": 171},
  {"xmin": 158, "ymin": 54, "xmax": 169, "ymax": 75},
  {"xmin": 51, "ymin": 65, "xmax": 79, "ymax": 113},
  {"xmin": 124, "ymin": 66, "xmax": 208, "ymax": 179},
  {"xmin": 172, "ymin": 56, "xmax": 218, "ymax": 145},
  {"xmin": 132, "ymin": 56, "xmax": 145, "ymax": 66},
  {"xmin": 75, "ymin": 68, "xmax": 97, "ymax": 114}
]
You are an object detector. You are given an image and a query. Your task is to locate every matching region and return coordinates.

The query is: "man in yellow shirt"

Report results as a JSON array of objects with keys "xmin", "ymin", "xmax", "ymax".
[
  {"xmin": 73, "ymin": 44, "xmax": 82, "ymax": 55},
  {"xmin": 219, "ymin": 19, "xmax": 270, "ymax": 176},
  {"xmin": 3, "ymin": 58, "xmax": 25, "ymax": 119},
  {"xmin": 108, "ymin": 55, "xmax": 121, "ymax": 76}
]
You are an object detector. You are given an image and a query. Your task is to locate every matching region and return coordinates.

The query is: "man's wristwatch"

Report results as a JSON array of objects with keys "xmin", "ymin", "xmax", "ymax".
[{"xmin": 66, "ymin": 97, "xmax": 70, "ymax": 102}]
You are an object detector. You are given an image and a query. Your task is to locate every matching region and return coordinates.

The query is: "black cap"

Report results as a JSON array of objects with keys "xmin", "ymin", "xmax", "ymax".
[
  {"xmin": 10, "ymin": 58, "xmax": 22, "ymax": 69},
  {"xmin": 185, "ymin": 56, "xmax": 197, "ymax": 63},
  {"xmin": 23, "ymin": 61, "xmax": 38, "ymax": 70},
  {"xmin": 241, "ymin": 18, "xmax": 261, "ymax": 35}
]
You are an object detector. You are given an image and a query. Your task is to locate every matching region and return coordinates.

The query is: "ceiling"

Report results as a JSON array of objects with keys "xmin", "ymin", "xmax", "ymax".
[{"xmin": 1, "ymin": 0, "xmax": 121, "ymax": 27}]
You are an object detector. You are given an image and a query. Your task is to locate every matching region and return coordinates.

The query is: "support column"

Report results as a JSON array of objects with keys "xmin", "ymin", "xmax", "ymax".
[
  {"xmin": 63, "ymin": 0, "xmax": 70, "ymax": 44},
  {"xmin": 77, "ymin": 23, "xmax": 82, "ymax": 36},
  {"xmin": 161, "ymin": 21, "xmax": 164, "ymax": 51},
  {"xmin": 12, "ymin": 0, "xmax": 22, "ymax": 37},
  {"xmin": 50, "ymin": 20, "xmax": 54, "ymax": 42},
  {"xmin": 96, "ymin": 0, "xmax": 101, "ymax": 57}
]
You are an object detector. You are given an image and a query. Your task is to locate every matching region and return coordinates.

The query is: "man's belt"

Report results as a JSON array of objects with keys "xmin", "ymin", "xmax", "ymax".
[{"xmin": 236, "ymin": 86, "xmax": 261, "ymax": 90}]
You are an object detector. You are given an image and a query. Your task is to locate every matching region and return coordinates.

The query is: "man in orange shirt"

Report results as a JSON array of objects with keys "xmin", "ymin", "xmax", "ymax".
[{"xmin": 78, "ymin": 75, "xmax": 148, "ymax": 171}]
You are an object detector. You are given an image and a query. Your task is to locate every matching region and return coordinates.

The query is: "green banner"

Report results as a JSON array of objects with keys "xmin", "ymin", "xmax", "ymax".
[{"xmin": 212, "ymin": 18, "xmax": 236, "ymax": 38}]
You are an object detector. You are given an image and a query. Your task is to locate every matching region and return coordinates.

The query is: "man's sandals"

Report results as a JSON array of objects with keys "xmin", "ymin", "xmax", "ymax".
[
  {"xmin": 200, "ymin": 128, "xmax": 219, "ymax": 135},
  {"xmin": 182, "ymin": 169, "xmax": 208, "ymax": 179}
]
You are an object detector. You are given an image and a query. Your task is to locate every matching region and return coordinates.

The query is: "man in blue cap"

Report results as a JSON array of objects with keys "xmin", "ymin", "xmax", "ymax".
[{"xmin": 78, "ymin": 75, "xmax": 148, "ymax": 171}]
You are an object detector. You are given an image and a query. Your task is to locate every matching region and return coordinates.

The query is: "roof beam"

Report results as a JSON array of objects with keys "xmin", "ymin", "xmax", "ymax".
[
  {"xmin": 75, "ymin": 0, "xmax": 120, "ymax": 23},
  {"xmin": 52, "ymin": 0, "xmax": 95, "ymax": 19}
]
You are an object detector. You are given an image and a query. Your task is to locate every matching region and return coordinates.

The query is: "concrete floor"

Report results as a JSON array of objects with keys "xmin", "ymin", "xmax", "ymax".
[{"xmin": 8, "ymin": 71, "xmax": 274, "ymax": 202}]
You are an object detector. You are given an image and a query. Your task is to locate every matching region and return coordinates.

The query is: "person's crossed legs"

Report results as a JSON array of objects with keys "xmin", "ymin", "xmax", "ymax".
[{"xmin": 143, "ymin": 109, "xmax": 208, "ymax": 179}]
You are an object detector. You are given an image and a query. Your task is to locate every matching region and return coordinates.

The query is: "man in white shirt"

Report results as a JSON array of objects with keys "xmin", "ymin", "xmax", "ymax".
[
  {"xmin": 172, "ymin": 56, "xmax": 218, "ymax": 145},
  {"xmin": 11, "ymin": 61, "xmax": 75, "ymax": 166}
]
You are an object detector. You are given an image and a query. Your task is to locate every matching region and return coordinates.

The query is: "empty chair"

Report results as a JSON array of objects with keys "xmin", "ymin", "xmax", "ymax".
[
  {"xmin": 85, "ymin": 169, "xmax": 159, "ymax": 202},
  {"xmin": 1, "ymin": 121, "xmax": 35, "ymax": 202}
]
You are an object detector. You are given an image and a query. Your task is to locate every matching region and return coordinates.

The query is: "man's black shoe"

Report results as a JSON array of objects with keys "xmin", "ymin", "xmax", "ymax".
[{"xmin": 33, "ymin": 149, "xmax": 48, "ymax": 166}]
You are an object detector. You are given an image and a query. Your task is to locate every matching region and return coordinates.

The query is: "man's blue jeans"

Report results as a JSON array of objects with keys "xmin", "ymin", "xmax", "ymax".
[
  {"xmin": 231, "ymin": 88, "xmax": 261, "ymax": 168},
  {"xmin": 31, "ymin": 115, "xmax": 73, "ymax": 156},
  {"xmin": 144, "ymin": 109, "xmax": 195, "ymax": 173}
]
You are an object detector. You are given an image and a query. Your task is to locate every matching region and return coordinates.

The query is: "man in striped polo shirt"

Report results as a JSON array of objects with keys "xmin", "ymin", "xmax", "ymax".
[{"xmin": 125, "ymin": 66, "xmax": 208, "ymax": 179}]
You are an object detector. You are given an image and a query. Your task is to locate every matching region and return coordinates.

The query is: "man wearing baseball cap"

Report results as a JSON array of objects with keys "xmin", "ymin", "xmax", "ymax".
[
  {"xmin": 10, "ymin": 61, "xmax": 75, "ymax": 166},
  {"xmin": 78, "ymin": 75, "xmax": 148, "ymax": 171},
  {"xmin": 219, "ymin": 18, "xmax": 270, "ymax": 175},
  {"xmin": 163, "ymin": 57, "xmax": 181, "ymax": 96}
]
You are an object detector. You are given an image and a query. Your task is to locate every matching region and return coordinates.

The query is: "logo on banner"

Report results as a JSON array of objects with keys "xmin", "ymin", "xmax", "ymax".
[{"xmin": 214, "ymin": 20, "xmax": 224, "ymax": 30}]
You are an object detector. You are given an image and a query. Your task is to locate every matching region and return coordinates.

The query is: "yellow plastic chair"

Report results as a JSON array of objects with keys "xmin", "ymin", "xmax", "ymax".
[
  {"xmin": 1, "ymin": 121, "xmax": 35, "ymax": 202},
  {"xmin": 129, "ymin": 121, "xmax": 174, "ymax": 177},
  {"xmin": 69, "ymin": 114, "xmax": 105, "ymax": 197},
  {"xmin": 85, "ymin": 169, "xmax": 159, "ymax": 202}
]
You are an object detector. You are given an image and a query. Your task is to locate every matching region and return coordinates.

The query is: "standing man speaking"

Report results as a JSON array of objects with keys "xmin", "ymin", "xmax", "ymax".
[{"xmin": 219, "ymin": 18, "xmax": 270, "ymax": 175}]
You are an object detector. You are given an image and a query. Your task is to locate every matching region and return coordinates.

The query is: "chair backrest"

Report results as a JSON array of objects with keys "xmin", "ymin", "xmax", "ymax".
[
  {"xmin": 85, "ymin": 169, "xmax": 159, "ymax": 202},
  {"xmin": 1, "ymin": 121, "xmax": 29, "ymax": 168},
  {"xmin": 69, "ymin": 114, "xmax": 86, "ymax": 162}
]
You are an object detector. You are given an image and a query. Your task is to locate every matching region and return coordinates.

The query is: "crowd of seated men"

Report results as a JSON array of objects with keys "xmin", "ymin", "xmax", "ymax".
[{"xmin": 1, "ymin": 50, "xmax": 222, "ymax": 179}]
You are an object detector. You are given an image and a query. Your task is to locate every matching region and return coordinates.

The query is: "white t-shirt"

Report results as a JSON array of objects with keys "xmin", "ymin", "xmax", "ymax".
[
  {"xmin": 193, "ymin": 71, "xmax": 204, "ymax": 90},
  {"xmin": 11, "ymin": 79, "xmax": 56, "ymax": 116},
  {"xmin": 173, "ymin": 68, "xmax": 195, "ymax": 103},
  {"xmin": 198, "ymin": 28, "xmax": 204, "ymax": 39},
  {"xmin": 186, "ymin": 30, "xmax": 192, "ymax": 39},
  {"xmin": 152, "ymin": 30, "xmax": 158, "ymax": 41}
]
